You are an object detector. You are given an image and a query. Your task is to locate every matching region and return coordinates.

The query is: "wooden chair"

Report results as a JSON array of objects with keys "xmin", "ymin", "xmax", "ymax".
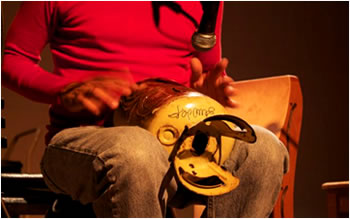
[
  {"xmin": 175, "ymin": 75, "xmax": 303, "ymax": 217},
  {"xmin": 322, "ymin": 181, "xmax": 349, "ymax": 218}
]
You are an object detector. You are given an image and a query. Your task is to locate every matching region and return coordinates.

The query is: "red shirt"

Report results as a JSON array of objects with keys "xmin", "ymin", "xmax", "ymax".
[{"xmin": 2, "ymin": 1, "xmax": 224, "ymax": 143}]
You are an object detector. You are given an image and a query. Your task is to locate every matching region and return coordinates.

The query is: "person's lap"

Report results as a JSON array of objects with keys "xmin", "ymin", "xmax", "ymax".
[{"xmin": 41, "ymin": 125, "xmax": 288, "ymax": 217}]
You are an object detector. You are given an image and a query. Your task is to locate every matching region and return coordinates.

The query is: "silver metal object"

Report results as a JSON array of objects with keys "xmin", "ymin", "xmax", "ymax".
[{"xmin": 191, "ymin": 32, "xmax": 216, "ymax": 52}]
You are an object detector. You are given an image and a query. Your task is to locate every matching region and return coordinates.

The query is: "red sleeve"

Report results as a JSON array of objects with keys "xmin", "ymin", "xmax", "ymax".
[
  {"xmin": 2, "ymin": 2, "xmax": 73, "ymax": 104},
  {"xmin": 194, "ymin": 1, "xmax": 224, "ymax": 73}
]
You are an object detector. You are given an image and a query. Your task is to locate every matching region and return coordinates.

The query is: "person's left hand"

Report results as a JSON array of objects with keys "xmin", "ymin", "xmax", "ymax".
[{"xmin": 190, "ymin": 57, "xmax": 238, "ymax": 108}]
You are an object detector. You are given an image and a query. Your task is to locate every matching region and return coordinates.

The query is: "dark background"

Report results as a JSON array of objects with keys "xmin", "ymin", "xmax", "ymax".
[{"xmin": 1, "ymin": 2, "xmax": 348, "ymax": 217}]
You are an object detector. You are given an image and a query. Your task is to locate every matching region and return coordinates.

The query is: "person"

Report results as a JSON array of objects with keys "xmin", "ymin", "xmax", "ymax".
[{"xmin": 2, "ymin": 1, "xmax": 289, "ymax": 217}]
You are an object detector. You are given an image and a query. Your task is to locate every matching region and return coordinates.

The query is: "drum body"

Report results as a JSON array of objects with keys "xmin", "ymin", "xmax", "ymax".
[{"xmin": 113, "ymin": 79, "xmax": 255, "ymax": 196}]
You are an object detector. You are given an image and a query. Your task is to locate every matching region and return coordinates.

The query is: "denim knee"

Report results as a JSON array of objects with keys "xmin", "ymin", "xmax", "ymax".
[
  {"xmin": 91, "ymin": 126, "xmax": 174, "ymax": 217},
  {"xmin": 213, "ymin": 125, "xmax": 289, "ymax": 218},
  {"xmin": 224, "ymin": 125, "xmax": 288, "ymax": 176},
  {"xmin": 250, "ymin": 125, "xmax": 289, "ymax": 174}
]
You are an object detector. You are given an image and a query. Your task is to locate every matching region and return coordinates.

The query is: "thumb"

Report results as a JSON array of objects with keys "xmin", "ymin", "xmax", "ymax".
[{"xmin": 190, "ymin": 57, "xmax": 203, "ymax": 85}]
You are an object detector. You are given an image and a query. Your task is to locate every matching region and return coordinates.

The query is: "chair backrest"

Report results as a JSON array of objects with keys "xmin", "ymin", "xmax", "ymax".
[
  {"xmin": 226, "ymin": 75, "xmax": 303, "ymax": 218},
  {"xmin": 179, "ymin": 75, "xmax": 303, "ymax": 218}
]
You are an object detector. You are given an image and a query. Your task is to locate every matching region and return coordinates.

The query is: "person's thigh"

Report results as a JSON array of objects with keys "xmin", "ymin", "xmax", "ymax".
[
  {"xmin": 211, "ymin": 125, "xmax": 289, "ymax": 217},
  {"xmin": 40, "ymin": 126, "xmax": 174, "ymax": 204}
]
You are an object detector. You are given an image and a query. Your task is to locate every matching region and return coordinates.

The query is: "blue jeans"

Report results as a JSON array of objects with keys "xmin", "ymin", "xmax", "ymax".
[{"xmin": 41, "ymin": 125, "xmax": 289, "ymax": 217}]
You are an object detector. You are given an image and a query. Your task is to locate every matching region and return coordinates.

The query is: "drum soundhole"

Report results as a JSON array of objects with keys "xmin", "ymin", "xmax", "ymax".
[{"xmin": 192, "ymin": 131, "xmax": 209, "ymax": 155}]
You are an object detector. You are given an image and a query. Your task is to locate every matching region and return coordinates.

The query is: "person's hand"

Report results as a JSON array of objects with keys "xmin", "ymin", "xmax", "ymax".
[
  {"xmin": 59, "ymin": 75, "xmax": 137, "ymax": 116},
  {"xmin": 190, "ymin": 57, "xmax": 238, "ymax": 108}
]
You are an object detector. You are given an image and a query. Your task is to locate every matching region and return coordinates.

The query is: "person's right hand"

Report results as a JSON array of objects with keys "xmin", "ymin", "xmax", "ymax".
[{"xmin": 58, "ymin": 75, "xmax": 137, "ymax": 116}]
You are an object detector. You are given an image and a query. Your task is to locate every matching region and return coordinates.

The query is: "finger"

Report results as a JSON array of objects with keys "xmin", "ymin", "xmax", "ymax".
[
  {"xmin": 221, "ymin": 75, "xmax": 234, "ymax": 84},
  {"xmin": 135, "ymin": 83, "xmax": 148, "ymax": 91},
  {"xmin": 77, "ymin": 94, "xmax": 101, "ymax": 116},
  {"xmin": 110, "ymin": 77, "xmax": 133, "ymax": 87},
  {"xmin": 111, "ymin": 85, "xmax": 133, "ymax": 96},
  {"xmin": 130, "ymin": 83, "xmax": 140, "ymax": 91},
  {"xmin": 208, "ymin": 58, "xmax": 229, "ymax": 82},
  {"xmin": 225, "ymin": 97, "xmax": 239, "ymax": 108},
  {"xmin": 224, "ymin": 84, "xmax": 236, "ymax": 97},
  {"xmin": 193, "ymin": 74, "xmax": 205, "ymax": 90},
  {"xmin": 190, "ymin": 57, "xmax": 203, "ymax": 85},
  {"xmin": 93, "ymin": 87, "xmax": 120, "ymax": 110}
]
